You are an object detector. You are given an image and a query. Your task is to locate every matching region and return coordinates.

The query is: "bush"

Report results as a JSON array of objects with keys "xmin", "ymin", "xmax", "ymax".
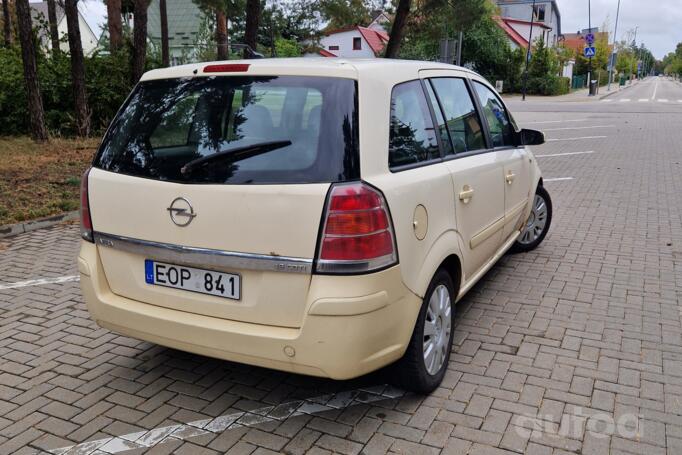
[
  {"xmin": 0, "ymin": 45, "xmax": 140, "ymax": 137},
  {"xmin": 553, "ymin": 77, "xmax": 570, "ymax": 95}
]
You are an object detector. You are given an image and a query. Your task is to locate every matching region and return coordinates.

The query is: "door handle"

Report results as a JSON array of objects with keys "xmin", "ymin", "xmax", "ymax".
[
  {"xmin": 506, "ymin": 171, "xmax": 516, "ymax": 184},
  {"xmin": 459, "ymin": 186, "xmax": 474, "ymax": 204}
]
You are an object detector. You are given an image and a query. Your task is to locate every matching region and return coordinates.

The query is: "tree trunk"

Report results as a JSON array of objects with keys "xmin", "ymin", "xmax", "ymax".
[
  {"xmin": 46, "ymin": 0, "xmax": 60, "ymax": 53},
  {"xmin": 2, "ymin": 0, "xmax": 12, "ymax": 47},
  {"xmin": 159, "ymin": 0, "xmax": 169, "ymax": 66},
  {"xmin": 15, "ymin": 0, "xmax": 48, "ymax": 141},
  {"xmin": 243, "ymin": 0, "xmax": 259, "ymax": 58},
  {"xmin": 215, "ymin": 10, "xmax": 227, "ymax": 60},
  {"xmin": 384, "ymin": 0, "xmax": 411, "ymax": 58},
  {"xmin": 132, "ymin": 0, "xmax": 150, "ymax": 82},
  {"xmin": 107, "ymin": 0, "xmax": 123, "ymax": 53},
  {"xmin": 64, "ymin": 0, "xmax": 90, "ymax": 136}
]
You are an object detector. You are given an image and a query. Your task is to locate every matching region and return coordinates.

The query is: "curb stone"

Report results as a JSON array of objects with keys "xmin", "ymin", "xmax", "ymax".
[{"xmin": 0, "ymin": 210, "xmax": 79, "ymax": 239}]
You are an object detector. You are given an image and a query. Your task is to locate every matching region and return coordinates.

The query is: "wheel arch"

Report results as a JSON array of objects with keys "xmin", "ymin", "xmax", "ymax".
[{"xmin": 412, "ymin": 230, "xmax": 465, "ymax": 300}]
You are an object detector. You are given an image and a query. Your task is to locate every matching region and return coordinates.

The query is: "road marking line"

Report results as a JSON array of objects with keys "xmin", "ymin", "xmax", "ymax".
[
  {"xmin": 542, "ymin": 125, "xmax": 613, "ymax": 131},
  {"xmin": 652, "ymin": 77, "xmax": 659, "ymax": 100},
  {"xmin": 601, "ymin": 99, "xmax": 613, "ymax": 103},
  {"xmin": 535, "ymin": 151, "xmax": 595, "ymax": 158},
  {"xmin": 658, "ymin": 99, "xmax": 669, "ymax": 102},
  {"xmin": 523, "ymin": 119, "xmax": 589, "ymax": 125},
  {"xmin": 546, "ymin": 136, "xmax": 607, "ymax": 142},
  {"xmin": 638, "ymin": 98, "xmax": 649, "ymax": 102},
  {"xmin": 544, "ymin": 177, "xmax": 574, "ymax": 182},
  {"xmin": 0, "ymin": 275, "xmax": 79, "ymax": 290},
  {"xmin": 619, "ymin": 98, "xmax": 631, "ymax": 102},
  {"xmin": 679, "ymin": 100, "xmax": 682, "ymax": 103},
  {"xmin": 48, "ymin": 386, "xmax": 404, "ymax": 454}
]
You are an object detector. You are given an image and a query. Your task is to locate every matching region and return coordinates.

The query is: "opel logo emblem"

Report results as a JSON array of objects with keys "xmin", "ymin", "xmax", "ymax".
[{"xmin": 167, "ymin": 197, "xmax": 196, "ymax": 227}]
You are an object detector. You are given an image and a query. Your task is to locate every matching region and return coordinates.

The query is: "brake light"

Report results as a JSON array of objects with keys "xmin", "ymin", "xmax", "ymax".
[
  {"xmin": 315, "ymin": 183, "xmax": 397, "ymax": 274},
  {"xmin": 80, "ymin": 167, "xmax": 93, "ymax": 242},
  {"xmin": 203, "ymin": 63, "xmax": 250, "ymax": 73}
]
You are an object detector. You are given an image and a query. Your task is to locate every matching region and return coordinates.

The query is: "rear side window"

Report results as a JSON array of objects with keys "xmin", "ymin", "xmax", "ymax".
[
  {"xmin": 389, "ymin": 80, "xmax": 440, "ymax": 168},
  {"xmin": 429, "ymin": 78, "xmax": 485, "ymax": 153},
  {"xmin": 94, "ymin": 76, "xmax": 359, "ymax": 184},
  {"xmin": 473, "ymin": 82, "xmax": 515, "ymax": 148}
]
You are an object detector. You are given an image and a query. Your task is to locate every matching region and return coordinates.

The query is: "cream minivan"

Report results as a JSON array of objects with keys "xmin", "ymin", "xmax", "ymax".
[{"xmin": 79, "ymin": 59, "xmax": 550, "ymax": 393}]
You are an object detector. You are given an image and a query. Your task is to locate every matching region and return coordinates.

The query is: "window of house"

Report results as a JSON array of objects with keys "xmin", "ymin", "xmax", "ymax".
[
  {"xmin": 533, "ymin": 4, "xmax": 546, "ymax": 21},
  {"xmin": 389, "ymin": 81, "xmax": 440, "ymax": 168},
  {"xmin": 353, "ymin": 37, "xmax": 362, "ymax": 50},
  {"xmin": 329, "ymin": 45, "xmax": 339, "ymax": 50}
]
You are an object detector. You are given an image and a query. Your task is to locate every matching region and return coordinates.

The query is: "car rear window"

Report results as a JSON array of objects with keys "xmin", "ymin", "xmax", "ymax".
[{"xmin": 94, "ymin": 76, "xmax": 359, "ymax": 184}]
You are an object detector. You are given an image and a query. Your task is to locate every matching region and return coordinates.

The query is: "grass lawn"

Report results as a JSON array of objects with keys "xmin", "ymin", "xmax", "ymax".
[{"xmin": 0, "ymin": 137, "xmax": 99, "ymax": 226}]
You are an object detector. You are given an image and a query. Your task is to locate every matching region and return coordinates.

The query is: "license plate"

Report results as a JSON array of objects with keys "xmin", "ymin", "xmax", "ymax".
[{"xmin": 145, "ymin": 260, "xmax": 241, "ymax": 300}]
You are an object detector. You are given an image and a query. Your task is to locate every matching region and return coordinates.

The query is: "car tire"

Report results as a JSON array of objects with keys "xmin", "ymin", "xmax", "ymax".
[
  {"xmin": 392, "ymin": 268, "xmax": 455, "ymax": 394},
  {"xmin": 510, "ymin": 184, "xmax": 552, "ymax": 253}
]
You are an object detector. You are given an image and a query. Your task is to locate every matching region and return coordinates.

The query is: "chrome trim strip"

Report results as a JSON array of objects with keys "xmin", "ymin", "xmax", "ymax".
[{"xmin": 93, "ymin": 232, "xmax": 313, "ymax": 274}]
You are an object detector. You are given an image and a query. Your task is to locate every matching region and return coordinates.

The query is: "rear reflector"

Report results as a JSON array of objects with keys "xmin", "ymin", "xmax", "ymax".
[
  {"xmin": 203, "ymin": 63, "xmax": 250, "ymax": 73},
  {"xmin": 80, "ymin": 167, "xmax": 93, "ymax": 242},
  {"xmin": 315, "ymin": 183, "xmax": 397, "ymax": 274}
]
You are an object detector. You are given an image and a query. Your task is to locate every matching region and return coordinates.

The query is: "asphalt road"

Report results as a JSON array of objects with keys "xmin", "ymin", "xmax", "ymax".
[{"xmin": 1, "ymin": 78, "xmax": 682, "ymax": 454}]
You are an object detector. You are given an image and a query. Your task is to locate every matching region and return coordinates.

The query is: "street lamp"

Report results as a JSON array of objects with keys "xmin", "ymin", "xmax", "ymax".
[
  {"xmin": 607, "ymin": 0, "xmax": 621, "ymax": 91},
  {"xmin": 521, "ymin": 0, "xmax": 537, "ymax": 101}
]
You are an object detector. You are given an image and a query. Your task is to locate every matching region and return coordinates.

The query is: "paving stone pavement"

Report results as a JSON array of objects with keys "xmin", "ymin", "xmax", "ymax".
[{"xmin": 1, "ymin": 90, "xmax": 682, "ymax": 454}]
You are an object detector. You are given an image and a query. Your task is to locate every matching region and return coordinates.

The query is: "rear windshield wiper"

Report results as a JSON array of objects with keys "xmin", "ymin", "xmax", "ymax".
[{"xmin": 180, "ymin": 140, "xmax": 292, "ymax": 175}]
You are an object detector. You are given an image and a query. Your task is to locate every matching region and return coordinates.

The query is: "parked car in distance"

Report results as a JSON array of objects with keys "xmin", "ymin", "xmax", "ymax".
[{"xmin": 79, "ymin": 59, "xmax": 551, "ymax": 393}]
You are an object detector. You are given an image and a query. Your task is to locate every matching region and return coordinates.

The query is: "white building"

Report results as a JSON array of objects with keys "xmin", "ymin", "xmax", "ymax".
[
  {"xmin": 314, "ymin": 26, "xmax": 389, "ymax": 58},
  {"xmin": 495, "ymin": 0, "xmax": 562, "ymax": 47},
  {"xmin": 30, "ymin": 1, "xmax": 99, "ymax": 55}
]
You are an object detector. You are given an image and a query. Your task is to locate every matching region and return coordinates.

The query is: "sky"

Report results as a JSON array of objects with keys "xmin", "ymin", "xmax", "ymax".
[
  {"xmin": 43, "ymin": 0, "xmax": 682, "ymax": 60},
  {"xmin": 557, "ymin": 0, "xmax": 682, "ymax": 59}
]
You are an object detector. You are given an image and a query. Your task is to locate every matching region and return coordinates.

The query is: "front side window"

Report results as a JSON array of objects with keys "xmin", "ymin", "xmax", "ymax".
[
  {"xmin": 473, "ymin": 82, "xmax": 515, "ymax": 148},
  {"xmin": 95, "ymin": 76, "xmax": 359, "ymax": 184},
  {"xmin": 389, "ymin": 80, "xmax": 440, "ymax": 168},
  {"xmin": 429, "ymin": 78, "xmax": 485, "ymax": 153}
]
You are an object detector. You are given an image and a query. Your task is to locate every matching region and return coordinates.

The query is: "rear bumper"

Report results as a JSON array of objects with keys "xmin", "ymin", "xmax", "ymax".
[{"xmin": 78, "ymin": 241, "xmax": 421, "ymax": 379}]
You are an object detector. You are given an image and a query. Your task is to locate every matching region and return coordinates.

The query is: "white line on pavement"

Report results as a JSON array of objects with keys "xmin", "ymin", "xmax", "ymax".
[
  {"xmin": 619, "ymin": 98, "xmax": 631, "ymax": 102},
  {"xmin": 601, "ymin": 99, "xmax": 613, "ymax": 103},
  {"xmin": 638, "ymin": 98, "xmax": 649, "ymax": 102},
  {"xmin": 49, "ymin": 385, "xmax": 404, "ymax": 455},
  {"xmin": 535, "ymin": 151, "xmax": 595, "ymax": 158},
  {"xmin": 546, "ymin": 136, "xmax": 607, "ymax": 142},
  {"xmin": 679, "ymin": 100, "xmax": 682, "ymax": 103},
  {"xmin": 652, "ymin": 77, "xmax": 659, "ymax": 100},
  {"xmin": 544, "ymin": 177, "xmax": 575, "ymax": 182},
  {"xmin": 0, "ymin": 275, "xmax": 79, "ymax": 290},
  {"xmin": 541, "ymin": 125, "xmax": 613, "ymax": 132},
  {"xmin": 658, "ymin": 99, "xmax": 669, "ymax": 103},
  {"xmin": 523, "ymin": 119, "xmax": 589, "ymax": 125}
]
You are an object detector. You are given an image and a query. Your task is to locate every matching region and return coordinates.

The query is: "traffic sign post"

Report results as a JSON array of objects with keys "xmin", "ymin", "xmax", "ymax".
[
  {"xmin": 585, "ymin": 33, "xmax": 595, "ymax": 44},
  {"xmin": 584, "ymin": 46, "xmax": 596, "ymax": 58}
]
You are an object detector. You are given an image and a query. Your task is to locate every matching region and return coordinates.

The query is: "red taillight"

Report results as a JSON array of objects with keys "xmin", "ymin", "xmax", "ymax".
[
  {"xmin": 203, "ymin": 63, "xmax": 250, "ymax": 73},
  {"xmin": 316, "ymin": 183, "xmax": 397, "ymax": 274},
  {"xmin": 80, "ymin": 167, "xmax": 93, "ymax": 242}
]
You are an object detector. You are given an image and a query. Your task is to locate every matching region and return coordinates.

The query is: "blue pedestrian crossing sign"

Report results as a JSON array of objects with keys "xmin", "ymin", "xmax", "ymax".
[{"xmin": 584, "ymin": 46, "xmax": 596, "ymax": 58}]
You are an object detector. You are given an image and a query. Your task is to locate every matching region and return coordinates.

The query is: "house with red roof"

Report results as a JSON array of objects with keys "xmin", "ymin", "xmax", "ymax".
[
  {"xmin": 494, "ymin": 16, "xmax": 553, "ymax": 50},
  {"xmin": 313, "ymin": 25, "xmax": 390, "ymax": 58}
]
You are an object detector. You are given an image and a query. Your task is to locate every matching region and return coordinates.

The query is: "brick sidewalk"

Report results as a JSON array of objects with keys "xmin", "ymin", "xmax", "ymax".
[{"xmin": 1, "ymin": 104, "xmax": 682, "ymax": 454}]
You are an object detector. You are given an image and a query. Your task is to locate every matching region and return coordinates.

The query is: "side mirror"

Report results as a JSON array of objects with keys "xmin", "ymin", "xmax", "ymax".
[{"xmin": 519, "ymin": 128, "xmax": 545, "ymax": 146}]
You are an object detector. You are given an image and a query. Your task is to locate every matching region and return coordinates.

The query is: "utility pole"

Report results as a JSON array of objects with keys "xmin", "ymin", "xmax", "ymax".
[
  {"xmin": 630, "ymin": 26, "xmax": 638, "ymax": 83},
  {"xmin": 587, "ymin": 0, "xmax": 592, "ymax": 96},
  {"xmin": 521, "ymin": 0, "xmax": 537, "ymax": 101},
  {"xmin": 607, "ymin": 0, "xmax": 621, "ymax": 91}
]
